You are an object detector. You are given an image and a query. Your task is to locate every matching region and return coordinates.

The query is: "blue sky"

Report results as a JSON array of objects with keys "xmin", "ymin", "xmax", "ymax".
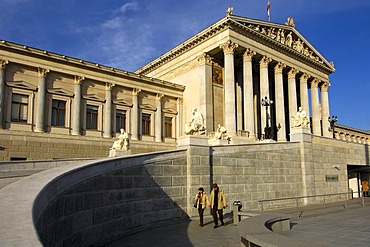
[{"xmin": 1, "ymin": 0, "xmax": 369, "ymax": 130}]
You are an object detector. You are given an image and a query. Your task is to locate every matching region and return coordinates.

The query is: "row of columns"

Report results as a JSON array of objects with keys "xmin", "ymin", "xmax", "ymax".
[
  {"xmin": 218, "ymin": 40, "xmax": 332, "ymax": 139},
  {"xmin": 0, "ymin": 60, "xmax": 182, "ymax": 142}
]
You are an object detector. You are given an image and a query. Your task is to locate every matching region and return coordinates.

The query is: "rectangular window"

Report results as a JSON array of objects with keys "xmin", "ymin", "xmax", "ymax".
[
  {"xmin": 86, "ymin": 105, "xmax": 98, "ymax": 130},
  {"xmin": 51, "ymin": 99, "xmax": 66, "ymax": 127},
  {"xmin": 165, "ymin": 117, "xmax": 172, "ymax": 138},
  {"xmin": 11, "ymin": 93, "xmax": 28, "ymax": 123},
  {"xmin": 142, "ymin": 113, "xmax": 151, "ymax": 135},
  {"xmin": 116, "ymin": 110, "xmax": 126, "ymax": 132}
]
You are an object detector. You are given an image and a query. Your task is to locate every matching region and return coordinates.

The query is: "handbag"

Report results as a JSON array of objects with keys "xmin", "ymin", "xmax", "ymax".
[{"xmin": 193, "ymin": 199, "xmax": 198, "ymax": 208}]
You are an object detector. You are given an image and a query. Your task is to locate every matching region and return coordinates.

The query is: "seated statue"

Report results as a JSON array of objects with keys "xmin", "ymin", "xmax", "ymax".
[
  {"xmin": 111, "ymin": 128, "xmax": 130, "ymax": 151},
  {"xmin": 184, "ymin": 107, "xmax": 206, "ymax": 135},
  {"xmin": 215, "ymin": 124, "xmax": 227, "ymax": 140},
  {"xmin": 291, "ymin": 107, "xmax": 309, "ymax": 128}
]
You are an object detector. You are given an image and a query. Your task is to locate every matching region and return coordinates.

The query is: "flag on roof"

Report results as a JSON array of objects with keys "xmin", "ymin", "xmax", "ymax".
[{"xmin": 267, "ymin": 0, "xmax": 271, "ymax": 21}]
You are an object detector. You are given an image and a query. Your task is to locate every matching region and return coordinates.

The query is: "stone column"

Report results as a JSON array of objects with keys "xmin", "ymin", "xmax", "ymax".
[
  {"xmin": 259, "ymin": 55, "xmax": 272, "ymax": 132},
  {"xmin": 35, "ymin": 68, "xmax": 49, "ymax": 132},
  {"xmin": 236, "ymin": 71, "xmax": 243, "ymax": 132},
  {"xmin": 288, "ymin": 68, "xmax": 299, "ymax": 123},
  {"xmin": 300, "ymin": 73, "xmax": 310, "ymax": 115},
  {"xmin": 131, "ymin": 88, "xmax": 141, "ymax": 140},
  {"xmin": 177, "ymin": 98, "xmax": 183, "ymax": 138},
  {"xmin": 243, "ymin": 48, "xmax": 256, "ymax": 139},
  {"xmin": 155, "ymin": 93, "xmax": 164, "ymax": 142},
  {"xmin": 220, "ymin": 40, "xmax": 238, "ymax": 135},
  {"xmin": 310, "ymin": 79, "xmax": 321, "ymax": 136},
  {"xmin": 103, "ymin": 82, "xmax": 114, "ymax": 138},
  {"xmin": 72, "ymin": 75, "xmax": 84, "ymax": 135},
  {"xmin": 274, "ymin": 62, "xmax": 286, "ymax": 141},
  {"xmin": 197, "ymin": 53, "xmax": 213, "ymax": 132},
  {"xmin": 321, "ymin": 82, "xmax": 331, "ymax": 137},
  {"xmin": 0, "ymin": 60, "xmax": 9, "ymax": 128}
]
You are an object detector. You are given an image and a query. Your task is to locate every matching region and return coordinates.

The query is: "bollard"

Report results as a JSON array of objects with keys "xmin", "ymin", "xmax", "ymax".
[{"xmin": 233, "ymin": 201, "xmax": 242, "ymax": 225}]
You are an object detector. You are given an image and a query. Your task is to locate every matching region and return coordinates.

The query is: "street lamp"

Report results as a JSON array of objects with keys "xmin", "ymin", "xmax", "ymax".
[
  {"xmin": 261, "ymin": 96, "xmax": 273, "ymax": 139},
  {"xmin": 328, "ymin": 115, "xmax": 338, "ymax": 138}
]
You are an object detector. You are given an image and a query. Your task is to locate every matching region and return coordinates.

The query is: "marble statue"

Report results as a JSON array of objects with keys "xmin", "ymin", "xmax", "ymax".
[
  {"xmin": 285, "ymin": 16, "xmax": 296, "ymax": 28},
  {"xmin": 291, "ymin": 107, "xmax": 310, "ymax": 128},
  {"xmin": 111, "ymin": 128, "xmax": 130, "ymax": 151},
  {"xmin": 215, "ymin": 124, "xmax": 227, "ymax": 140},
  {"xmin": 185, "ymin": 107, "xmax": 206, "ymax": 135}
]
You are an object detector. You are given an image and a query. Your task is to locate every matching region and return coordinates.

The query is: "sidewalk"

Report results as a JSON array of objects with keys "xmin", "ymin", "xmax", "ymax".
[{"xmin": 108, "ymin": 204, "xmax": 370, "ymax": 247}]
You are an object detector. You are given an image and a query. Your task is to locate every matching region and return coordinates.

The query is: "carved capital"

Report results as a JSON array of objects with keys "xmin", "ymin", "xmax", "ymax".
[
  {"xmin": 74, "ymin": 75, "xmax": 85, "ymax": 85},
  {"xmin": 310, "ymin": 78, "xmax": 321, "ymax": 88},
  {"xmin": 300, "ymin": 73, "xmax": 311, "ymax": 83},
  {"xmin": 288, "ymin": 68, "xmax": 299, "ymax": 79},
  {"xmin": 132, "ymin": 88, "xmax": 141, "ymax": 96},
  {"xmin": 219, "ymin": 40, "xmax": 238, "ymax": 54},
  {"xmin": 177, "ymin": 98, "xmax": 183, "ymax": 105},
  {"xmin": 156, "ymin": 93, "xmax": 164, "ymax": 100},
  {"xmin": 259, "ymin": 55, "xmax": 272, "ymax": 68},
  {"xmin": 274, "ymin": 62, "xmax": 286, "ymax": 74},
  {"xmin": 105, "ymin": 82, "xmax": 115, "ymax": 91},
  {"xmin": 38, "ymin": 67, "xmax": 49, "ymax": 77},
  {"xmin": 197, "ymin": 53, "xmax": 212, "ymax": 65},
  {"xmin": 243, "ymin": 48, "xmax": 256, "ymax": 61},
  {"xmin": 320, "ymin": 81, "xmax": 330, "ymax": 92},
  {"xmin": 0, "ymin": 60, "xmax": 9, "ymax": 70}
]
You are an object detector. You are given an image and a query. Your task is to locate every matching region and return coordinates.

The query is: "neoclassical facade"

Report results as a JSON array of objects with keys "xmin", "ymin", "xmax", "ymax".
[
  {"xmin": 137, "ymin": 13, "xmax": 336, "ymax": 141},
  {"xmin": 0, "ymin": 12, "xmax": 369, "ymax": 160}
]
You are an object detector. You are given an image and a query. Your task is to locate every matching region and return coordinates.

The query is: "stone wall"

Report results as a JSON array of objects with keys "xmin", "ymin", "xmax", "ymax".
[
  {"xmin": 0, "ymin": 129, "xmax": 177, "ymax": 161},
  {"xmin": 1, "ymin": 135, "xmax": 369, "ymax": 246},
  {"xmin": 34, "ymin": 150, "xmax": 188, "ymax": 246}
]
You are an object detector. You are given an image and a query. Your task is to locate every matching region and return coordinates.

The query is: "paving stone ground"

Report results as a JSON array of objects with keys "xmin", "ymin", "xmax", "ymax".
[{"xmin": 108, "ymin": 202, "xmax": 370, "ymax": 247}]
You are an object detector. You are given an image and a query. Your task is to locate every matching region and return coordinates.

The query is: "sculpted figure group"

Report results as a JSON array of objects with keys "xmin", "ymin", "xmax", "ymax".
[
  {"xmin": 291, "ymin": 107, "xmax": 310, "ymax": 128},
  {"xmin": 185, "ymin": 107, "xmax": 206, "ymax": 135}
]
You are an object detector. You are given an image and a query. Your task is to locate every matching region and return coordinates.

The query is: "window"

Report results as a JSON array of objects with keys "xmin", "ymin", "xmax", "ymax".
[
  {"xmin": 165, "ymin": 117, "xmax": 172, "ymax": 138},
  {"xmin": 11, "ymin": 94, "xmax": 28, "ymax": 123},
  {"xmin": 86, "ymin": 105, "xmax": 98, "ymax": 129},
  {"xmin": 142, "ymin": 113, "xmax": 151, "ymax": 135},
  {"xmin": 51, "ymin": 99, "xmax": 66, "ymax": 127},
  {"xmin": 116, "ymin": 110, "xmax": 126, "ymax": 132}
]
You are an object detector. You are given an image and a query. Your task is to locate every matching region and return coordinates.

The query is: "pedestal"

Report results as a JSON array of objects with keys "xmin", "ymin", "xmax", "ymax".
[
  {"xmin": 177, "ymin": 135, "xmax": 209, "ymax": 148},
  {"xmin": 289, "ymin": 127, "xmax": 312, "ymax": 142},
  {"xmin": 109, "ymin": 149, "xmax": 131, "ymax": 158}
]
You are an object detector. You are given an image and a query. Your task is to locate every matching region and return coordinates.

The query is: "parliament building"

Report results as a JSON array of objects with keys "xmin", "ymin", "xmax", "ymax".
[{"xmin": 0, "ymin": 11, "xmax": 369, "ymax": 161}]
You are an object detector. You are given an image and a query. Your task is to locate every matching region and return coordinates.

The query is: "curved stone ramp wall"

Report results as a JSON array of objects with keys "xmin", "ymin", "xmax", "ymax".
[{"xmin": 0, "ymin": 149, "xmax": 189, "ymax": 246}]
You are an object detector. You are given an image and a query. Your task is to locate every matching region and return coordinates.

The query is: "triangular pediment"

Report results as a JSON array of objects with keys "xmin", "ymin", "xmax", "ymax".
[
  {"xmin": 6, "ymin": 81, "xmax": 37, "ymax": 91},
  {"xmin": 139, "ymin": 103, "xmax": 157, "ymax": 111},
  {"xmin": 137, "ymin": 14, "xmax": 335, "ymax": 75},
  {"xmin": 47, "ymin": 88, "xmax": 74, "ymax": 97},
  {"xmin": 162, "ymin": 108, "xmax": 178, "ymax": 115},
  {"xmin": 113, "ymin": 99, "xmax": 133, "ymax": 107},
  {"xmin": 82, "ymin": 94, "xmax": 105, "ymax": 102},
  {"xmin": 228, "ymin": 15, "xmax": 335, "ymax": 72}
]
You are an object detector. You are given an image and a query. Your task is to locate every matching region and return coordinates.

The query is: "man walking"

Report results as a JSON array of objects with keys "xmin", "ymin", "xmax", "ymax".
[{"xmin": 209, "ymin": 183, "xmax": 227, "ymax": 228}]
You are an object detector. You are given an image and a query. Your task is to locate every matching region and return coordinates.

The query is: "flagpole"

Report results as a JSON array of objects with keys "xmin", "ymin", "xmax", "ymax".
[{"xmin": 267, "ymin": 0, "xmax": 271, "ymax": 22}]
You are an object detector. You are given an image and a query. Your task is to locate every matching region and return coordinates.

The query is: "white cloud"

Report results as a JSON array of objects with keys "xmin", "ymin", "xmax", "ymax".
[{"xmin": 119, "ymin": 2, "xmax": 139, "ymax": 13}]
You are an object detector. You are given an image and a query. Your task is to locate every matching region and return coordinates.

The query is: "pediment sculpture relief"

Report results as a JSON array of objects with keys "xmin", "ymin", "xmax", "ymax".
[{"xmin": 247, "ymin": 21, "xmax": 324, "ymax": 65}]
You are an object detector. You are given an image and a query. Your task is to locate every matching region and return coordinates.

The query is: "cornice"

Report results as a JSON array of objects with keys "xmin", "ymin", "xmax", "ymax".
[
  {"xmin": 0, "ymin": 40, "xmax": 185, "ymax": 93},
  {"xmin": 335, "ymin": 124, "xmax": 370, "ymax": 136}
]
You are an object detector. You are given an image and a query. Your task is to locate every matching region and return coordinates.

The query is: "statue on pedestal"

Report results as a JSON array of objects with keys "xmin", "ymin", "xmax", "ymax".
[
  {"xmin": 185, "ymin": 107, "xmax": 206, "ymax": 135},
  {"xmin": 215, "ymin": 124, "xmax": 227, "ymax": 140},
  {"xmin": 291, "ymin": 107, "xmax": 310, "ymax": 128},
  {"xmin": 111, "ymin": 128, "xmax": 130, "ymax": 151}
]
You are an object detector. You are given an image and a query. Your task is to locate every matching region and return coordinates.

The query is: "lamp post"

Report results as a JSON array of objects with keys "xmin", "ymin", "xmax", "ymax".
[
  {"xmin": 328, "ymin": 115, "xmax": 338, "ymax": 138},
  {"xmin": 261, "ymin": 96, "xmax": 273, "ymax": 139}
]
